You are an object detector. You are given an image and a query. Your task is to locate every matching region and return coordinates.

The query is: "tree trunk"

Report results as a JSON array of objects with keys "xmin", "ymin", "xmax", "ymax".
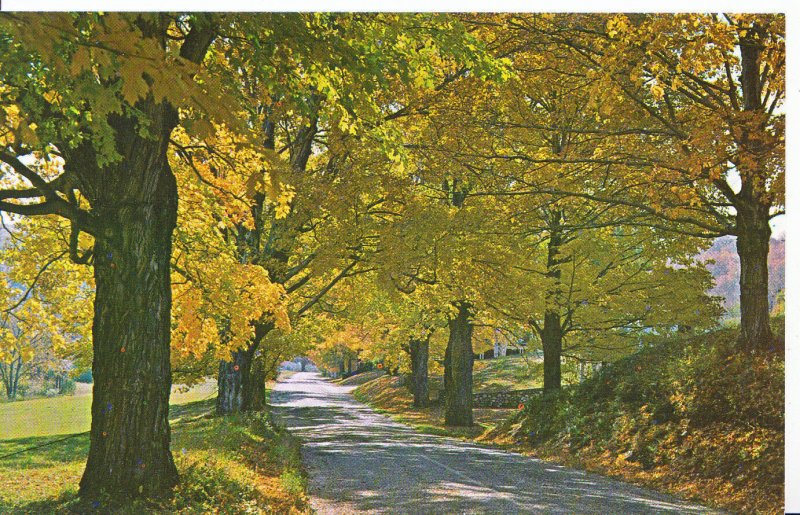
[
  {"xmin": 541, "ymin": 210, "xmax": 566, "ymax": 391},
  {"xmin": 409, "ymin": 337, "xmax": 430, "ymax": 408},
  {"xmin": 736, "ymin": 199, "xmax": 774, "ymax": 351},
  {"xmin": 11, "ymin": 358, "xmax": 20, "ymax": 399},
  {"xmin": 444, "ymin": 302, "xmax": 474, "ymax": 426},
  {"xmin": 79, "ymin": 164, "xmax": 180, "ymax": 499},
  {"xmin": 542, "ymin": 311, "xmax": 563, "ymax": 391},
  {"xmin": 71, "ymin": 18, "xmax": 216, "ymax": 502},
  {"xmin": 243, "ymin": 354, "xmax": 267, "ymax": 411},
  {"xmin": 217, "ymin": 322, "xmax": 273, "ymax": 414},
  {"xmin": 216, "ymin": 350, "xmax": 247, "ymax": 415},
  {"xmin": 735, "ymin": 31, "xmax": 775, "ymax": 351}
]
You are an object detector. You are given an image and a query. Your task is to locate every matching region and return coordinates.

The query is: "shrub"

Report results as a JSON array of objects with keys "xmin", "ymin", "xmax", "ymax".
[
  {"xmin": 74, "ymin": 370, "xmax": 93, "ymax": 383},
  {"xmin": 59, "ymin": 379, "xmax": 76, "ymax": 395}
]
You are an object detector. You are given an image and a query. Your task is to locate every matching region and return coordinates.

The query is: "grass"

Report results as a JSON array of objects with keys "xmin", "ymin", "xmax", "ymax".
[
  {"xmin": 0, "ymin": 377, "xmax": 310, "ymax": 514},
  {"xmin": 334, "ymin": 369, "xmax": 386, "ymax": 386},
  {"xmin": 473, "ymin": 355, "xmax": 542, "ymax": 392},
  {"xmin": 0, "ymin": 380, "xmax": 217, "ymax": 440}
]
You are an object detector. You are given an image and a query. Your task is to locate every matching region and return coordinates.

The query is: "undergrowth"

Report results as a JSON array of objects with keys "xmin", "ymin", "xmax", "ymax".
[{"xmin": 487, "ymin": 319, "xmax": 784, "ymax": 514}]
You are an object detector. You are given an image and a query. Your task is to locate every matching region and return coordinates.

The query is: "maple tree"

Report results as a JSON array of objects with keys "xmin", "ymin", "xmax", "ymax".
[
  {"xmin": 0, "ymin": 12, "xmax": 779, "ymax": 505},
  {"xmin": 0, "ymin": 12, "xmax": 263, "ymax": 500},
  {"xmin": 499, "ymin": 13, "xmax": 784, "ymax": 351},
  {"xmin": 0, "ymin": 215, "xmax": 93, "ymax": 399},
  {"xmin": 488, "ymin": 202, "xmax": 722, "ymax": 391},
  {"xmin": 182, "ymin": 13, "xmax": 507, "ymax": 414},
  {"xmin": 321, "ymin": 276, "xmax": 447, "ymax": 405},
  {"xmin": 0, "ymin": 11, "xmax": 507, "ymax": 499}
]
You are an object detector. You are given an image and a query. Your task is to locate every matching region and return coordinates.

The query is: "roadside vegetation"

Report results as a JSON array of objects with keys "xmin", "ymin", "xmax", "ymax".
[{"xmin": 354, "ymin": 374, "xmax": 516, "ymax": 439}]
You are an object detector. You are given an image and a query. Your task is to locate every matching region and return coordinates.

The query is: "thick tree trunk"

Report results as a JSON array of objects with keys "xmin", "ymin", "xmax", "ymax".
[
  {"xmin": 409, "ymin": 337, "xmax": 430, "ymax": 408},
  {"xmin": 243, "ymin": 354, "xmax": 267, "ymax": 411},
  {"xmin": 71, "ymin": 18, "xmax": 215, "ymax": 503},
  {"xmin": 444, "ymin": 302, "xmax": 474, "ymax": 426},
  {"xmin": 736, "ymin": 200, "xmax": 774, "ymax": 351},
  {"xmin": 217, "ymin": 322, "xmax": 273, "ymax": 414},
  {"xmin": 79, "ymin": 164, "xmax": 180, "ymax": 499},
  {"xmin": 216, "ymin": 350, "xmax": 248, "ymax": 415},
  {"xmin": 542, "ymin": 311, "xmax": 563, "ymax": 391}
]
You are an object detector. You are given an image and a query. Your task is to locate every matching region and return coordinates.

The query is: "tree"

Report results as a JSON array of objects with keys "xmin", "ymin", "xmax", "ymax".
[
  {"xmin": 0, "ymin": 13, "xmax": 222, "ymax": 500},
  {"xmin": 0, "ymin": 215, "xmax": 93, "ymax": 399},
  {"xmin": 505, "ymin": 13, "xmax": 784, "ymax": 351},
  {"xmin": 322, "ymin": 277, "xmax": 444, "ymax": 407},
  {"xmin": 491, "ymin": 203, "xmax": 721, "ymax": 391},
  {"xmin": 183, "ymin": 13, "xmax": 509, "ymax": 413},
  {"xmin": 0, "ymin": 12, "xmax": 503, "ymax": 497}
]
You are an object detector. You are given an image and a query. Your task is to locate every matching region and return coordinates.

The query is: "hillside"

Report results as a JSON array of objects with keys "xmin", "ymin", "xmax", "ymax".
[
  {"xmin": 700, "ymin": 236, "xmax": 784, "ymax": 315},
  {"xmin": 486, "ymin": 318, "xmax": 785, "ymax": 514}
]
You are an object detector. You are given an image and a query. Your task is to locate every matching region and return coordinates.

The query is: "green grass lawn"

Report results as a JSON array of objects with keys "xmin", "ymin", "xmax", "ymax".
[
  {"xmin": 0, "ymin": 379, "xmax": 309, "ymax": 514},
  {"xmin": 0, "ymin": 380, "xmax": 217, "ymax": 440}
]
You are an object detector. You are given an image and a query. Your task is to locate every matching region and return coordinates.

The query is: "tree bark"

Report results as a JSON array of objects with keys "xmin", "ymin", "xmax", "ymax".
[
  {"xmin": 216, "ymin": 322, "xmax": 274, "ymax": 414},
  {"xmin": 243, "ymin": 353, "xmax": 267, "ymax": 411},
  {"xmin": 540, "ymin": 209, "xmax": 566, "ymax": 391},
  {"xmin": 542, "ymin": 311, "xmax": 563, "ymax": 391},
  {"xmin": 79, "ymin": 152, "xmax": 180, "ymax": 499},
  {"xmin": 216, "ymin": 350, "xmax": 247, "ymax": 415},
  {"xmin": 444, "ymin": 302, "xmax": 474, "ymax": 426},
  {"xmin": 12, "ymin": 357, "xmax": 21, "ymax": 399},
  {"xmin": 409, "ymin": 337, "xmax": 430, "ymax": 408},
  {"xmin": 734, "ymin": 31, "xmax": 775, "ymax": 352},
  {"xmin": 736, "ymin": 199, "xmax": 774, "ymax": 350}
]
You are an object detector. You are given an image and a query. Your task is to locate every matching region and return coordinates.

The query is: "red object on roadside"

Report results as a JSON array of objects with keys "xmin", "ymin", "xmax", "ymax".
[
  {"xmin": 518, "ymin": 403, "xmax": 525, "ymax": 410},
  {"xmin": 377, "ymin": 363, "xmax": 383, "ymax": 369}
]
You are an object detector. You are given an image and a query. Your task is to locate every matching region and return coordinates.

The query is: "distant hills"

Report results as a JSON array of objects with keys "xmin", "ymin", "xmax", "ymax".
[{"xmin": 698, "ymin": 235, "xmax": 785, "ymax": 317}]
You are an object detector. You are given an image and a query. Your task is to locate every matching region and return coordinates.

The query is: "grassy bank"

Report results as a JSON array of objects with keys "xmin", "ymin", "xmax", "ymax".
[
  {"xmin": 0, "ymin": 378, "xmax": 310, "ymax": 514},
  {"xmin": 485, "ymin": 320, "xmax": 784, "ymax": 514}
]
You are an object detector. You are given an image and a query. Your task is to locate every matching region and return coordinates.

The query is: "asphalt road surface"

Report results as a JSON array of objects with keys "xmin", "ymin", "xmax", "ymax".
[{"xmin": 270, "ymin": 372, "xmax": 719, "ymax": 515}]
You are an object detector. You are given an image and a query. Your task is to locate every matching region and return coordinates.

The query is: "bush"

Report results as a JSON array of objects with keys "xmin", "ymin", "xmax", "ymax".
[
  {"xmin": 74, "ymin": 370, "xmax": 93, "ymax": 383},
  {"xmin": 59, "ymin": 379, "xmax": 76, "ymax": 395}
]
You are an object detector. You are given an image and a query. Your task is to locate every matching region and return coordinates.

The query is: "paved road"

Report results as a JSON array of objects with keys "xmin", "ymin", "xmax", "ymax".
[{"xmin": 270, "ymin": 372, "xmax": 719, "ymax": 514}]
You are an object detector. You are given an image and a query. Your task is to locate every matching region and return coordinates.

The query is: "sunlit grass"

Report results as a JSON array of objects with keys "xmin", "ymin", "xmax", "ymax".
[{"xmin": 0, "ymin": 380, "xmax": 217, "ymax": 440}]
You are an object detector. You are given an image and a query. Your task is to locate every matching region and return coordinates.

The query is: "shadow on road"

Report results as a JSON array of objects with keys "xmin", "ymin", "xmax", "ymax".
[{"xmin": 270, "ymin": 372, "xmax": 718, "ymax": 515}]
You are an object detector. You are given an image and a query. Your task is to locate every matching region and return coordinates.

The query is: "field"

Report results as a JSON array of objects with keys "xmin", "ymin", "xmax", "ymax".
[{"xmin": 0, "ymin": 380, "xmax": 216, "ymax": 440}]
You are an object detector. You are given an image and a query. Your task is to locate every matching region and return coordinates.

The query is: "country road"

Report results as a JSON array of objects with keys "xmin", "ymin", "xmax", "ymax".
[{"xmin": 269, "ymin": 372, "xmax": 720, "ymax": 514}]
